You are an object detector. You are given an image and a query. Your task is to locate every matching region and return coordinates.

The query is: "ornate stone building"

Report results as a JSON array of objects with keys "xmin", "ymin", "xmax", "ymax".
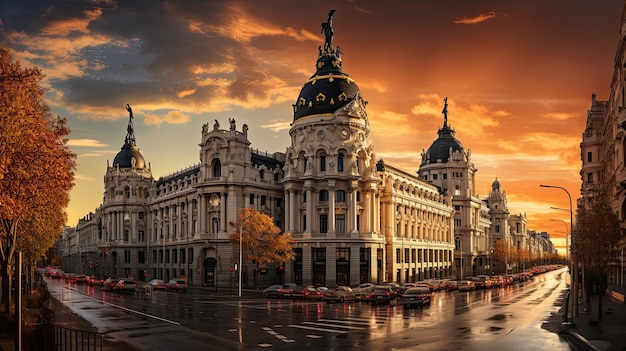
[
  {"xmin": 64, "ymin": 13, "xmax": 454, "ymax": 288},
  {"xmin": 579, "ymin": 3, "xmax": 626, "ymax": 287},
  {"xmin": 61, "ymin": 11, "xmax": 556, "ymax": 288},
  {"xmin": 418, "ymin": 100, "xmax": 491, "ymax": 279}
]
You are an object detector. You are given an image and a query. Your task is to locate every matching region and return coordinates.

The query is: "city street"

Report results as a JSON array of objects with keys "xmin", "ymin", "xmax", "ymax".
[{"xmin": 45, "ymin": 268, "xmax": 574, "ymax": 350}]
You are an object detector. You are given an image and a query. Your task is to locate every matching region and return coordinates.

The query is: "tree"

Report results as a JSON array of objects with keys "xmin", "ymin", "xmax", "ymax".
[
  {"xmin": 0, "ymin": 46, "xmax": 76, "ymax": 311},
  {"xmin": 229, "ymin": 207, "xmax": 295, "ymax": 288},
  {"xmin": 491, "ymin": 240, "xmax": 509, "ymax": 274},
  {"xmin": 574, "ymin": 182, "xmax": 621, "ymax": 322}
]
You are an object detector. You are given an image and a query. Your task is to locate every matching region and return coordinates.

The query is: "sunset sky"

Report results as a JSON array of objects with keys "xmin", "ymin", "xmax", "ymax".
[{"xmin": 1, "ymin": 0, "xmax": 624, "ymax": 254}]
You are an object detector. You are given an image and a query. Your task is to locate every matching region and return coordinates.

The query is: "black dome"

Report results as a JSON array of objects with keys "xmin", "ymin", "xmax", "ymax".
[
  {"xmin": 113, "ymin": 143, "xmax": 145, "ymax": 169},
  {"xmin": 293, "ymin": 52, "xmax": 361, "ymax": 121},
  {"xmin": 424, "ymin": 125, "xmax": 463, "ymax": 164}
]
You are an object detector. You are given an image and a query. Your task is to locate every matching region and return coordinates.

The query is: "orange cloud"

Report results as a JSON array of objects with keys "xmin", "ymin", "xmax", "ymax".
[{"xmin": 453, "ymin": 11, "xmax": 498, "ymax": 25}]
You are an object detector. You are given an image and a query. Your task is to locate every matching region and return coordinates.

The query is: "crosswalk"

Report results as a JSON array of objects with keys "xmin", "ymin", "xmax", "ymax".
[{"xmin": 287, "ymin": 317, "xmax": 376, "ymax": 334}]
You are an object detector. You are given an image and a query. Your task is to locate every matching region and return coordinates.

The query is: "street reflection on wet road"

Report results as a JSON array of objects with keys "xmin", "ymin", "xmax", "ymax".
[{"xmin": 46, "ymin": 268, "xmax": 572, "ymax": 351}]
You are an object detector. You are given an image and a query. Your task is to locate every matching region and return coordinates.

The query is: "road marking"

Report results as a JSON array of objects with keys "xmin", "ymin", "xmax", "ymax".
[
  {"xmin": 263, "ymin": 326, "xmax": 295, "ymax": 343},
  {"xmin": 316, "ymin": 318, "xmax": 371, "ymax": 326},
  {"xmin": 288, "ymin": 324, "xmax": 349, "ymax": 333},
  {"xmin": 302, "ymin": 321, "xmax": 365, "ymax": 330},
  {"xmin": 78, "ymin": 291, "xmax": 180, "ymax": 325}
]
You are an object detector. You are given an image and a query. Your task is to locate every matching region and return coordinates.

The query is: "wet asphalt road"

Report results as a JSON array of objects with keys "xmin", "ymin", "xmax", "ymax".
[{"xmin": 45, "ymin": 269, "xmax": 573, "ymax": 351}]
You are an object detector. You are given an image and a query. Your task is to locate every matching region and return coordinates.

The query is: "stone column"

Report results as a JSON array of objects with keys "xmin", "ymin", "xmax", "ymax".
[{"xmin": 328, "ymin": 182, "xmax": 336, "ymax": 236}]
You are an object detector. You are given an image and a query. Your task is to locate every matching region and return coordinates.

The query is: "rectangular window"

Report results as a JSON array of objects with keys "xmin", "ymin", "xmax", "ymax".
[
  {"xmin": 188, "ymin": 248, "xmax": 194, "ymax": 263},
  {"xmin": 172, "ymin": 249, "xmax": 178, "ymax": 264},
  {"xmin": 396, "ymin": 248, "xmax": 401, "ymax": 263},
  {"xmin": 454, "ymin": 218, "xmax": 461, "ymax": 227},
  {"xmin": 138, "ymin": 250, "xmax": 145, "ymax": 264},
  {"xmin": 443, "ymin": 173, "xmax": 447, "ymax": 179},
  {"xmin": 249, "ymin": 194, "xmax": 254, "ymax": 205},
  {"xmin": 139, "ymin": 212, "xmax": 145, "ymax": 220},
  {"xmin": 261, "ymin": 195, "xmax": 266, "ymax": 206},
  {"xmin": 495, "ymin": 225, "xmax": 500, "ymax": 233},
  {"xmin": 320, "ymin": 214, "xmax": 328, "ymax": 233},
  {"xmin": 181, "ymin": 249, "xmax": 186, "ymax": 264},
  {"xmin": 405, "ymin": 248, "xmax": 409, "ymax": 263},
  {"xmin": 165, "ymin": 250, "xmax": 170, "ymax": 263},
  {"xmin": 124, "ymin": 250, "xmax": 131, "ymax": 264},
  {"xmin": 336, "ymin": 214, "xmax": 346, "ymax": 234},
  {"xmin": 587, "ymin": 172, "xmax": 593, "ymax": 182},
  {"xmin": 303, "ymin": 215, "xmax": 307, "ymax": 231},
  {"xmin": 153, "ymin": 250, "xmax": 157, "ymax": 264},
  {"xmin": 587, "ymin": 151, "xmax": 592, "ymax": 162},
  {"xmin": 320, "ymin": 155, "xmax": 326, "ymax": 172},
  {"xmin": 124, "ymin": 230, "xmax": 129, "ymax": 242},
  {"xmin": 138, "ymin": 230, "xmax": 145, "ymax": 242},
  {"xmin": 433, "ymin": 174, "xmax": 438, "ymax": 180},
  {"xmin": 276, "ymin": 198, "xmax": 282, "ymax": 208}
]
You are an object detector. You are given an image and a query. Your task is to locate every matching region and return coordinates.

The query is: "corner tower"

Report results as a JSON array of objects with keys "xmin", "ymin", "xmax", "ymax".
[
  {"xmin": 282, "ymin": 10, "xmax": 381, "ymax": 288},
  {"xmin": 97, "ymin": 105, "xmax": 154, "ymax": 279}
]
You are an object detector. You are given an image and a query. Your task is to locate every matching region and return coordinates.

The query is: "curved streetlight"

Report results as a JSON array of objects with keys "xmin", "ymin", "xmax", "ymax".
[
  {"xmin": 550, "ymin": 214, "xmax": 570, "ymax": 264},
  {"xmin": 540, "ymin": 184, "xmax": 578, "ymax": 318}
]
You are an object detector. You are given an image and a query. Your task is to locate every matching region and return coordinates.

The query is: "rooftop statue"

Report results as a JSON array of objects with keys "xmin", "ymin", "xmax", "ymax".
[
  {"xmin": 125, "ymin": 103, "xmax": 136, "ymax": 145},
  {"xmin": 321, "ymin": 10, "xmax": 336, "ymax": 53}
]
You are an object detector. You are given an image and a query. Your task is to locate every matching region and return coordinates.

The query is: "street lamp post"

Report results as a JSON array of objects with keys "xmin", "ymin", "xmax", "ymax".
[
  {"xmin": 540, "ymin": 184, "xmax": 578, "ymax": 318},
  {"xmin": 550, "ymin": 212, "xmax": 570, "ymax": 265},
  {"xmin": 239, "ymin": 221, "xmax": 243, "ymax": 298}
]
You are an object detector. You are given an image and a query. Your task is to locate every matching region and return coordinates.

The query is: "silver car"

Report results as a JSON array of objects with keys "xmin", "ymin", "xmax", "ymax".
[{"xmin": 322, "ymin": 286, "xmax": 357, "ymax": 303}]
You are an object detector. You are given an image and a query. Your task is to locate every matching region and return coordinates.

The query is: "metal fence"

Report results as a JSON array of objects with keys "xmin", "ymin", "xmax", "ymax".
[{"xmin": 21, "ymin": 288, "xmax": 103, "ymax": 351}]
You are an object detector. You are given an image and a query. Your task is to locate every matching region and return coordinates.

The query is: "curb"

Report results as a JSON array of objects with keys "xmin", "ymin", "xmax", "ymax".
[{"xmin": 567, "ymin": 330, "xmax": 607, "ymax": 351}]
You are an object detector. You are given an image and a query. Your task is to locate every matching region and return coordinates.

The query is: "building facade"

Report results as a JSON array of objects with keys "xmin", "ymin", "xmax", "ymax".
[
  {"xmin": 58, "ymin": 12, "xmax": 556, "ymax": 288},
  {"xmin": 579, "ymin": 4, "xmax": 626, "ymax": 287}
]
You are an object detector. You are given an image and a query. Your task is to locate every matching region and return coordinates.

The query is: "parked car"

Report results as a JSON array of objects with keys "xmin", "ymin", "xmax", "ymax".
[
  {"xmin": 322, "ymin": 286, "xmax": 357, "ymax": 303},
  {"xmin": 398, "ymin": 287, "xmax": 432, "ymax": 307},
  {"xmin": 147, "ymin": 279, "xmax": 167, "ymax": 290},
  {"xmin": 166, "ymin": 278, "xmax": 187, "ymax": 292},
  {"xmin": 102, "ymin": 277, "xmax": 117, "ymax": 291},
  {"xmin": 458, "ymin": 280, "xmax": 476, "ymax": 292},
  {"xmin": 444, "ymin": 280, "xmax": 459, "ymax": 291},
  {"xmin": 352, "ymin": 283, "xmax": 375, "ymax": 299},
  {"xmin": 472, "ymin": 275, "xmax": 491, "ymax": 289},
  {"xmin": 367, "ymin": 285, "xmax": 396, "ymax": 305},
  {"xmin": 281, "ymin": 283, "xmax": 306, "ymax": 299},
  {"xmin": 74, "ymin": 274, "xmax": 88, "ymax": 284},
  {"xmin": 304, "ymin": 286, "xmax": 324, "ymax": 300},
  {"xmin": 88, "ymin": 276, "xmax": 105, "ymax": 286},
  {"xmin": 381, "ymin": 282, "xmax": 402, "ymax": 299},
  {"xmin": 113, "ymin": 279, "xmax": 137, "ymax": 294},
  {"xmin": 263, "ymin": 284, "xmax": 284, "ymax": 298}
]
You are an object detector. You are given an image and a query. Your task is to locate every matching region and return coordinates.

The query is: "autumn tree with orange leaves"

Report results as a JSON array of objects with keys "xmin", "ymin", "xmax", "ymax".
[
  {"xmin": 229, "ymin": 207, "xmax": 295, "ymax": 288},
  {"xmin": 0, "ymin": 46, "xmax": 76, "ymax": 311}
]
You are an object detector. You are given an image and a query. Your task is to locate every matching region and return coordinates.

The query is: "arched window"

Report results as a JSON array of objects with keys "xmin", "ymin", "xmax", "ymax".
[
  {"xmin": 337, "ymin": 152, "xmax": 344, "ymax": 172},
  {"xmin": 336, "ymin": 190, "xmax": 346, "ymax": 202},
  {"xmin": 455, "ymin": 236, "xmax": 461, "ymax": 251},
  {"xmin": 320, "ymin": 155, "xmax": 326, "ymax": 172},
  {"xmin": 319, "ymin": 190, "xmax": 329, "ymax": 201},
  {"xmin": 212, "ymin": 159, "xmax": 222, "ymax": 177}
]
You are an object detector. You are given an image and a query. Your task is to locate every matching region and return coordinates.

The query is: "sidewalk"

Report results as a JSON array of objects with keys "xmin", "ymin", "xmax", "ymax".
[
  {"xmin": 566, "ymin": 286, "xmax": 626, "ymax": 351},
  {"xmin": 49, "ymin": 297, "xmax": 140, "ymax": 351}
]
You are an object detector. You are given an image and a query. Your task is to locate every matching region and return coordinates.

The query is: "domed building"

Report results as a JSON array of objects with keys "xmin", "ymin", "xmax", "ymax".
[
  {"xmin": 71, "ymin": 12, "xmax": 457, "ymax": 287},
  {"xmin": 418, "ymin": 100, "xmax": 492, "ymax": 278},
  {"xmin": 281, "ymin": 11, "xmax": 454, "ymax": 286}
]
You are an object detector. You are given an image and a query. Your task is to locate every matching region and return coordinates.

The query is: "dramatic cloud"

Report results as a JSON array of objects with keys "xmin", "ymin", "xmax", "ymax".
[{"xmin": 453, "ymin": 11, "xmax": 499, "ymax": 25}]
